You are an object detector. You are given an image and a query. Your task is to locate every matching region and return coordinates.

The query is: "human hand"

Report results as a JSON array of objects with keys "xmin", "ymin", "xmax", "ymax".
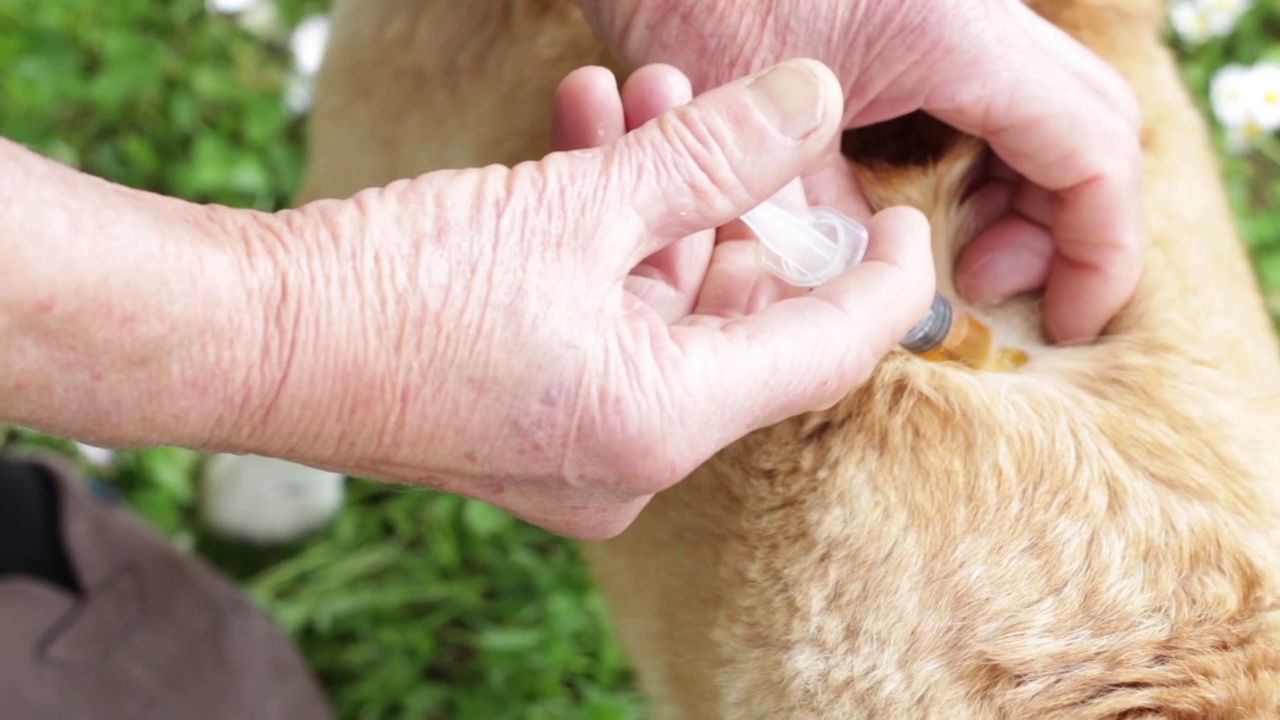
[
  {"xmin": 233, "ymin": 60, "xmax": 935, "ymax": 539},
  {"xmin": 577, "ymin": 0, "xmax": 1145, "ymax": 343}
]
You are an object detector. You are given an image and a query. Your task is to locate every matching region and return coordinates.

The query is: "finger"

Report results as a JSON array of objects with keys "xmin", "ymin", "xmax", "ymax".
[
  {"xmin": 954, "ymin": 214, "xmax": 1055, "ymax": 306},
  {"xmin": 691, "ymin": 237, "xmax": 806, "ymax": 318},
  {"xmin": 954, "ymin": 179, "xmax": 1052, "ymax": 306},
  {"xmin": 958, "ymin": 164, "xmax": 1088, "ymax": 320},
  {"xmin": 621, "ymin": 63, "xmax": 693, "ymax": 130},
  {"xmin": 675, "ymin": 205, "xmax": 936, "ymax": 431},
  {"xmin": 625, "ymin": 237, "xmax": 713, "ymax": 321},
  {"xmin": 1041, "ymin": 177, "xmax": 1144, "ymax": 343},
  {"xmin": 618, "ymin": 64, "xmax": 711, "ymax": 321},
  {"xmin": 552, "ymin": 65, "xmax": 626, "ymax": 151},
  {"xmin": 699, "ymin": 176, "xmax": 809, "ymax": 317},
  {"xmin": 1004, "ymin": 3, "xmax": 1141, "ymax": 132},
  {"xmin": 923, "ymin": 30, "xmax": 1144, "ymax": 342},
  {"xmin": 605, "ymin": 58, "xmax": 846, "ymax": 262},
  {"xmin": 965, "ymin": 171, "xmax": 1051, "ymax": 233},
  {"xmin": 963, "ymin": 178, "xmax": 1017, "ymax": 236},
  {"xmin": 927, "ymin": 62, "xmax": 1140, "ymax": 243}
]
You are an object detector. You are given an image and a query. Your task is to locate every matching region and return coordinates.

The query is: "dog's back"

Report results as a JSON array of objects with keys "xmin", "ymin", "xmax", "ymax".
[{"xmin": 300, "ymin": 1, "xmax": 1280, "ymax": 716}]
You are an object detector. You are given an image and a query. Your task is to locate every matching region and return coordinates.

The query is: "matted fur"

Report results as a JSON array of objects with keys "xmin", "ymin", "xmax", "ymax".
[{"xmin": 300, "ymin": 1, "xmax": 1280, "ymax": 716}]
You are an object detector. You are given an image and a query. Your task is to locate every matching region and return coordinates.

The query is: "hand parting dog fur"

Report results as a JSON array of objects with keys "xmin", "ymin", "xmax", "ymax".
[{"xmin": 299, "ymin": 1, "xmax": 1280, "ymax": 716}]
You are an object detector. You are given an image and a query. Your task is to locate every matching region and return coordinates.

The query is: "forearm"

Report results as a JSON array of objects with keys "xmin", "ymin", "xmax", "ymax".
[{"xmin": 0, "ymin": 138, "xmax": 271, "ymax": 451}]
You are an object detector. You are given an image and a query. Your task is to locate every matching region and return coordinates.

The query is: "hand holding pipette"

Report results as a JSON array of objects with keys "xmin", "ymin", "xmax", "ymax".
[{"xmin": 740, "ymin": 197, "xmax": 1018, "ymax": 370}]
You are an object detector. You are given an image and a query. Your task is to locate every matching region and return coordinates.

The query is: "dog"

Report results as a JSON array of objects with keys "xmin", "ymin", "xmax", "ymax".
[{"xmin": 299, "ymin": 0, "xmax": 1280, "ymax": 716}]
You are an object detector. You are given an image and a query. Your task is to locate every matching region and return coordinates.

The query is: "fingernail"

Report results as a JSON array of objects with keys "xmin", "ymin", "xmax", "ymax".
[{"xmin": 748, "ymin": 61, "xmax": 824, "ymax": 140}]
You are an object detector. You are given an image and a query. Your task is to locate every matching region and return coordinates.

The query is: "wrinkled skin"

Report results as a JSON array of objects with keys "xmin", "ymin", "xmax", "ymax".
[
  {"xmin": 230, "ymin": 61, "xmax": 936, "ymax": 539},
  {"xmin": 0, "ymin": 0, "xmax": 1147, "ymax": 544},
  {"xmin": 577, "ymin": 0, "xmax": 1146, "ymax": 343},
  {"xmin": 0, "ymin": 59, "xmax": 933, "ymax": 541}
]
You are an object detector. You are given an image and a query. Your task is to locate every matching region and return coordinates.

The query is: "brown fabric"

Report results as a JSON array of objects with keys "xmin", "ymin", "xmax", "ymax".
[{"xmin": 0, "ymin": 450, "xmax": 335, "ymax": 720}]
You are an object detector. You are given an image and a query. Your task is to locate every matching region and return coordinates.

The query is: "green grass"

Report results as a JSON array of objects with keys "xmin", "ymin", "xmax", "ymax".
[{"xmin": 2, "ymin": 1, "xmax": 1280, "ymax": 718}]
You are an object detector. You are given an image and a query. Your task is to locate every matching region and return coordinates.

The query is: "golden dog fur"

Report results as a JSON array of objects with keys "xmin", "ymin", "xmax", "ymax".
[{"xmin": 299, "ymin": 0, "xmax": 1280, "ymax": 716}]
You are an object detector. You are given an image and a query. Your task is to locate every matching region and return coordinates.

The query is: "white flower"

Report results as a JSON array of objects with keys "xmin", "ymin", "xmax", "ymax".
[
  {"xmin": 1170, "ymin": 0, "xmax": 1214, "ymax": 43},
  {"xmin": 235, "ymin": 0, "xmax": 281, "ymax": 39},
  {"xmin": 1209, "ymin": 61, "xmax": 1280, "ymax": 152},
  {"xmin": 1224, "ymin": 118, "xmax": 1266, "ymax": 154},
  {"xmin": 290, "ymin": 14, "xmax": 332, "ymax": 76},
  {"xmin": 1205, "ymin": 0, "xmax": 1254, "ymax": 16},
  {"xmin": 1169, "ymin": 0, "xmax": 1253, "ymax": 44},
  {"xmin": 200, "ymin": 453, "xmax": 345, "ymax": 544},
  {"xmin": 1210, "ymin": 63, "xmax": 1254, "ymax": 127},
  {"xmin": 205, "ymin": 0, "xmax": 261, "ymax": 15},
  {"xmin": 279, "ymin": 13, "xmax": 330, "ymax": 116},
  {"xmin": 74, "ymin": 442, "xmax": 116, "ymax": 467},
  {"xmin": 1204, "ymin": 0, "xmax": 1253, "ymax": 33},
  {"xmin": 1247, "ymin": 62, "xmax": 1280, "ymax": 131},
  {"xmin": 283, "ymin": 71, "xmax": 316, "ymax": 116}
]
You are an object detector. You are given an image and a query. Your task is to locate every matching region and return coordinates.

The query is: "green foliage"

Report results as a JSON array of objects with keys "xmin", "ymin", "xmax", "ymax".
[
  {"xmin": 1169, "ymin": 1, "xmax": 1280, "ymax": 322},
  {"xmin": 241, "ymin": 484, "xmax": 644, "ymax": 720},
  {"xmin": 0, "ymin": 0, "xmax": 325, "ymax": 209},
  {"xmin": 5, "ymin": 1, "xmax": 1280, "ymax": 718},
  {"xmin": 118, "ymin": 446, "xmax": 203, "ymax": 535}
]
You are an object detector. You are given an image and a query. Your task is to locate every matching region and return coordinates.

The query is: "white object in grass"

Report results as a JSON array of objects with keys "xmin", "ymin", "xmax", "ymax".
[
  {"xmin": 1169, "ymin": 0, "xmax": 1253, "ymax": 44},
  {"xmin": 284, "ymin": 71, "xmax": 317, "ymax": 116},
  {"xmin": 201, "ymin": 453, "xmax": 345, "ymax": 544},
  {"xmin": 205, "ymin": 0, "xmax": 262, "ymax": 15},
  {"xmin": 1245, "ymin": 63, "xmax": 1280, "ymax": 131},
  {"xmin": 290, "ymin": 14, "xmax": 332, "ymax": 76},
  {"xmin": 236, "ymin": 0, "xmax": 281, "ymax": 39},
  {"xmin": 1209, "ymin": 61, "xmax": 1280, "ymax": 153},
  {"xmin": 74, "ymin": 442, "xmax": 116, "ymax": 467},
  {"xmin": 1211, "ymin": 63, "xmax": 1256, "ymax": 128}
]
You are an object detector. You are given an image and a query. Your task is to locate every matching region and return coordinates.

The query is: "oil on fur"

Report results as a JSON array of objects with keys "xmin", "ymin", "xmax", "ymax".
[{"xmin": 299, "ymin": 0, "xmax": 1280, "ymax": 716}]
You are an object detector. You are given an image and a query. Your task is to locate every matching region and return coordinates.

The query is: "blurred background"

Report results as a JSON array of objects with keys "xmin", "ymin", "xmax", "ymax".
[{"xmin": 0, "ymin": 0, "xmax": 1277, "ymax": 718}]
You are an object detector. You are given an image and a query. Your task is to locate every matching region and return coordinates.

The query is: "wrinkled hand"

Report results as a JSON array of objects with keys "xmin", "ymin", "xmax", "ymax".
[
  {"xmin": 578, "ymin": 0, "xmax": 1145, "ymax": 343},
  {"xmin": 240, "ymin": 60, "xmax": 934, "ymax": 539}
]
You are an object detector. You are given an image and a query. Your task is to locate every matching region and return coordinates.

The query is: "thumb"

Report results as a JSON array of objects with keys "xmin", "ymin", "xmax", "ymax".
[{"xmin": 607, "ymin": 58, "xmax": 846, "ymax": 261}]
